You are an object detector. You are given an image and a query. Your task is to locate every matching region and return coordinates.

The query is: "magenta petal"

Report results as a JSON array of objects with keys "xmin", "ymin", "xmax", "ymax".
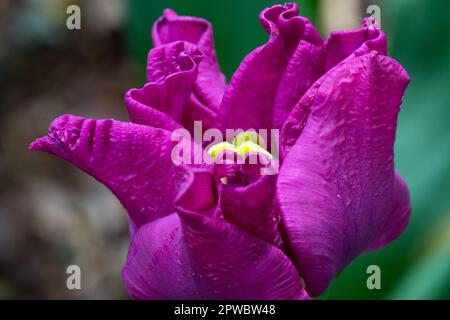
[
  {"xmin": 146, "ymin": 40, "xmax": 202, "ymax": 84},
  {"xmin": 152, "ymin": 9, "xmax": 226, "ymax": 121},
  {"xmin": 220, "ymin": 174, "xmax": 281, "ymax": 246},
  {"xmin": 219, "ymin": 3, "xmax": 323, "ymax": 132},
  {"xmin": 368, "ymin": 173, "xmax": 411, "ymax": 251},
  {"xmin": 122, "ymin": 212, "xmax": 307, "ymax": 300},
  {"xmin": 122, "ymin": 213, "xmax": 200, "ymax": 299},
  {"xmin": 178, "ymin": 170, "xmax": 307, "ymax": 299},
  {"xmin": 277, "ymin": 52, "xmax": 411, "ymax": 296},
  {"xmin": 123, "ymin": 170, "xmax": 307, "ymax": 299},
  {"xmin": 29, "ymin": 115, "xmax": 191, "ymax": 229},
  {"xmin": 178, "ymin": 210, "xmax": 308, "ymax": 299},
  {"xmin": 324, "ymin": 19, "xmax": 386, "ymax": 71},
  {"xmin": 125, "ymin": 41, "xmax": 201, "ymax": 130},
  {"xmin": 272, "ymin": 10, "xmax": 324, "ymax": 129},
  {"xmin": 281, "ymin": 22, "xmax": 386, "ymax": 156},
  {"xmin": 122, "ymin": 169, "xmax": 218, "ymax": 299}
]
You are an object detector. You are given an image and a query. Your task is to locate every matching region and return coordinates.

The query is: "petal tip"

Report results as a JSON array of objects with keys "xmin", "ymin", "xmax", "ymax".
[
  {"xmin": 29, "ymin": 136, "xmax": 51, "ymax": 152},
  {"xmin": 29, "ymin": 114, "xmax": 82, "ymax": 153},
  {"xmin": 162, "ymin": 9, "xmax": 178, "ymax": 19},
  {"xmin": 259, "ymin": 2, "xmax": 299, "ymax": 33}
]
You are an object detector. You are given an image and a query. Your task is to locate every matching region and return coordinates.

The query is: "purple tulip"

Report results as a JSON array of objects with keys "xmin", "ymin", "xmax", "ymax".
[{"xmin": 30, "ymin": 3, "xmax": 411, "ymax": 299}]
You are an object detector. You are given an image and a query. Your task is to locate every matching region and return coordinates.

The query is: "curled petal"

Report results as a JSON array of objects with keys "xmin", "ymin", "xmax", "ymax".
[
  {"xmin": 277, "ymin": 52, "xmax": 411, "ymax": 296},
  {"xmin": 175, "ymin": 169, "xmax": 219, "ymax": 216},
  {"xmin": 272, "ymin": 8, "xmax": 324, "ymax": 129},
  {"xmin": 125, "ymin": 41, "xmax": 201, "ymax": 131},
  {"xmin": 146, "ymin": 40, "xmax": 203, "ymax": 84},
  {"xmin": 281, "ymin": 21, "xmax": 387, "ymax": 154},
  {"xmin": 29, "ymin": 115, "xmax": 192, "ymax": 230},
  {"xmin": 219, "ymin": 3, "xmax": 323, "ymax": 132},
  {"xmin": 220, "ymin": 174, "xmax": 281, "ymax": 246},
  {"xmin": 153, "ymin": 9, "xmax": 226, "ymax": 125},
  {"xmin": 324, "ymin": 18, "xmax": 386, "ymax": 71}
]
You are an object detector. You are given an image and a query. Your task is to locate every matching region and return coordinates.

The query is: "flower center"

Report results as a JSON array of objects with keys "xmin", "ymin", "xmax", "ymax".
[
  {"xmin": 207, "ymin": 131, "xmax": 272, "ymax": 185},
  {"xmin": 208, "ymin": 131, "xmax": 272, "ymax": 160}
]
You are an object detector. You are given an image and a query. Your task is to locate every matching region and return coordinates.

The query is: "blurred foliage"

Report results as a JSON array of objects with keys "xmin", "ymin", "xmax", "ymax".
[
  {"xmin": 0, "ymin": 0, "xmax": 131, "ymax": 299},
  {"xmin": 388, "ymin": 215, "xmax": 450, "ymax": 299},
  {"xmin": 125, "ymin": 0, "xmax": 450, "ymax": 300}
]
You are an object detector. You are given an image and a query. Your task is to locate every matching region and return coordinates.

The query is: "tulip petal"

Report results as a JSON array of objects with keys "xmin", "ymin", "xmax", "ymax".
[
  {"xmin": 219, "ymin": 3, "xmax": 323, "ymax": 132},
  {"xmin": 125, "ymin": 41, "xmax": 201, "ymax": 131},
  {"xmin": 368, "ymin": 173, "xmax": 411, "ymax": 251},
  {"xmin": 281, "ymin": 21, "xmax": 387, "ymax": 154},
  {"xmin": 178, "ymin": 210, "xmax": 308, "ymax": 300},
  {"xmin": 29, "ymin": 115, "xmax": 192, "ymax": 229},
  {"xmin": 122, "ymin": 169, "xmax": 217, "ymax": 299},
  {"xmin": 122, "ymin": 212, "xmax": 200, "ymax": 299},
  {"xmin": 272, "ymin": 10, "xmax": 324, "ymax": 129},
  {"xmin": 122, "ymin": 169, "xmax": 307, "ymax": 299},
  {"xmin": 177, "ymin": 170, "xmax": 307, "ymax": 300},
  {"xmin": 220, "ymin": 172, "xmax": 281, "ymax": 246},
  {"xmin": 324, "ymin": 19, "xmax": 386, "ymax": 71},
  {"xmin": 277, "ymin": 52, "xmax": 411, "ymax": 296},
  {"xmin": 152, "ymin": 9, "xmax": 226, "ymax": 127}
]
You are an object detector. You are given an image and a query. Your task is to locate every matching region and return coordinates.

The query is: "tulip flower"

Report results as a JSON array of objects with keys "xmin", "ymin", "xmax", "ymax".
[{"xmin": 30, "ymin": 3, "xmax": 411, "ymax": 299}]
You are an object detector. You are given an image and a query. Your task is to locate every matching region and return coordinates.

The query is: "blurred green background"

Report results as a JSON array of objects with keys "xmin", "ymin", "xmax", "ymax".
[{"xmin": 0, "ymin": 0, "xmax": 449, "ymax": 299}]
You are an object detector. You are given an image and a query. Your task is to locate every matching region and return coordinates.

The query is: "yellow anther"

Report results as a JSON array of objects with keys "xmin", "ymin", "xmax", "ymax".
[
  {"xmin": 220, "ymin": 177, "xmax": 228, "ymax": 185},
  {"xmin": 208, "ymin": 132, "xmax": 272, "ymax": 166},
  {"xmin": 233, "ymin": 131, "xmax": 266, "ymax": 148},
  {"xmin": 236, "ymin": 141, "xmax": 273, "ymax": 160},
  {"xmin": 207, "ymin": 142, "xmax": 236, "ymax": 159}
]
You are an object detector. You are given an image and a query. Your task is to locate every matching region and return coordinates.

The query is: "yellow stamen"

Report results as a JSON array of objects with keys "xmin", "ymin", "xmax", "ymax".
[
  {"xmin": 207, "ymin": 142, "xmax": 237, "ymax": 158},
  {"xmin": 232, "ymin": 131, "xmax": 266, "ymax": 148},
  {"xmin": 236, "ymin": 141, "xmax": 273, "ymax": 160},
  {"xmin": 208, "ymin": 132, "xmax": 273, "ymax": 184}
]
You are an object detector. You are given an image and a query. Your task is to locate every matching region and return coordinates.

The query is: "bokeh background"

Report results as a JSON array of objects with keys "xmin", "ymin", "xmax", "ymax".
[{"xmin": 0, "ymin": 0, "xmax": 449, "ymax": 299}]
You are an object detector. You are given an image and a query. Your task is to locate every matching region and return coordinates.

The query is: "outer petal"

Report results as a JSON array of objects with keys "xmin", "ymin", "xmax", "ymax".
[
  {"xmin": 152, "ymin": 9, "xmax": 226, "ymax": 127},
  {"xmin": 122, "ymin": 169, "xmax": 216, "ymax": 300},
  {"xmin": 368, "ymin": 173, "xmax": 411, "ymax": 251},
  {"xmin": 281, "ymin": 20, "xmax": 387, "ymax": 154},
  {"xmin": 125, "ymin": 41, "xmax": 201, "ymax": 131},
  {"xmin": 219, "ymin": 3, "xmax": 323, "ymax": 132},
  {"xmin": 178, "ymin": 210, "xmax": 308, "ymax": 300},
  {"xmin": 29, "ymin": 115, "xmax": 192, "ymax": 229},
  {"xmin": 123, "ymin": 169, "xmax": 308, "ymax": 300},
  {"xmin": 122, "ymin": 212, "xmax": 200, "ymax": 299},
  {"xmin": 277, "ymin": 52, "xmax": 411, "ymax": 296}
]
